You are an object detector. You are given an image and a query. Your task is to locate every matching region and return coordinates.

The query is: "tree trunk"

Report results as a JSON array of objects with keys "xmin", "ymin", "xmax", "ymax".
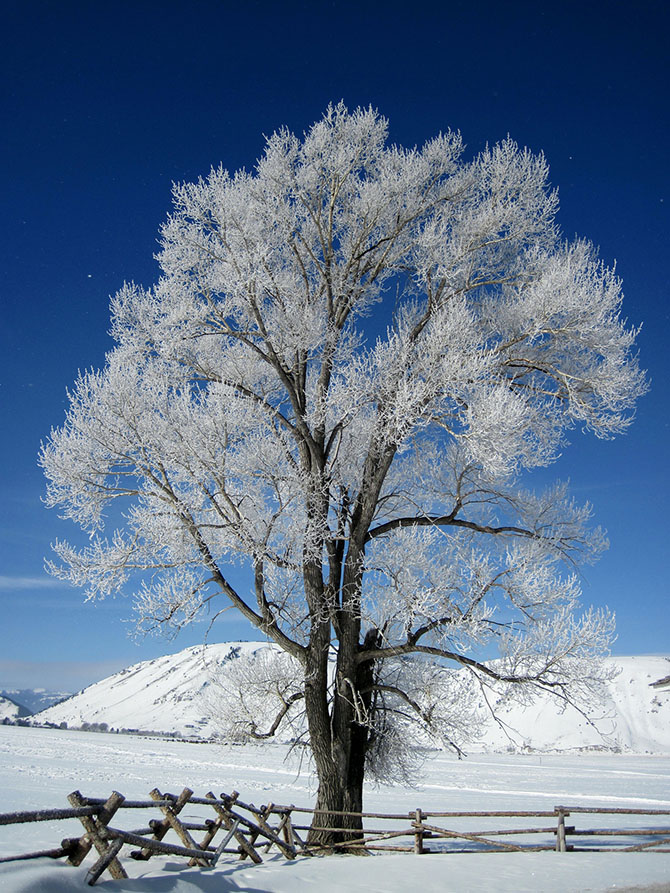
[
  {"xmin": 306, "ymin": 629, "xmax": 380, "ymax": 850},
  {"xmin": 307, "ymin": 724, "xmax": 368, "ymax": 849}
]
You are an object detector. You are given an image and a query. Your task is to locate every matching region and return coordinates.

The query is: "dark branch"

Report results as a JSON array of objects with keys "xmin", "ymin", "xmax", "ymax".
[
  {"xmin": 357, "ymin": 643, "xmax": 567, "ymax": 688},
  {"xmin": 362, "ymin": 682, "xmax": 466, "ymax": 758},
  {"xmin": 366, "ymin": 513, "xmax": 535, "ymax": 543},
  {"xmin": 249, "ymin": 691, "xmax": 305, "ymax": 739}
]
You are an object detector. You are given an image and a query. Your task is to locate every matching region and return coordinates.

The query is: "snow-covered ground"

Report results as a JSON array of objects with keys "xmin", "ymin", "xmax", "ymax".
[{"xmin": 1, "ymin": 725, "xmax": 669, "ymax": 891}]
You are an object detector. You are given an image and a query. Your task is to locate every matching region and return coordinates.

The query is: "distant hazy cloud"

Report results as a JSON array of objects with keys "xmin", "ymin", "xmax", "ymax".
[
  {"xmin": 0, "ymin": 575, "xmax": 64, "ymax": 590},
  {"xmin": 0, "ymin": 658, "xmax": 130, "ymax": 691}
]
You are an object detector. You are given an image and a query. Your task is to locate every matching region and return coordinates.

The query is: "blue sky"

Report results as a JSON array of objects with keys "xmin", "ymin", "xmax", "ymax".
[{"xmin": 1, "ymin": 0, "xmax": 668, "ymax": 691}]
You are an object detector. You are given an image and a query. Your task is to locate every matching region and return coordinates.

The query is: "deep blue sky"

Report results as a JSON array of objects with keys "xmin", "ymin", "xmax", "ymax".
[{"xmin": 1, "ymin": 0, "xmax": 667, "ymax": 691}]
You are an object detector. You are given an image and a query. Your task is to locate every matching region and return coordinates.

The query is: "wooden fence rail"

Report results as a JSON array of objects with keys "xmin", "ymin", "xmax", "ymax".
[{"xmin": 1, "ymin": 791, "xmax": 669, "ymax": 886}]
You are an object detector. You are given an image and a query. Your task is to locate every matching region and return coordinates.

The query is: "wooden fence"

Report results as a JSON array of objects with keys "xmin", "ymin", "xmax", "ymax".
[
  {"xmin": 283, "ymin": 804, "xmax": 670, "ymax": 855},
  {"xmin": 1, "ymin": 790, "xmax": 669, "ymax": 886}
]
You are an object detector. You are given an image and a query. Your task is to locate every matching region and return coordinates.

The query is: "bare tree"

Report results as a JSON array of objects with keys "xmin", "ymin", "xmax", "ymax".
[
  {"xmin": 203, "ymin": 646, "xmax": 306, "ymax": 744},
  {"xmin": 41, "ymin": 104, "xmax": 646, "ymax": 846},
  {"xmin": 203, "ymin": 643, "xmax": 486, "ymax": 783}
]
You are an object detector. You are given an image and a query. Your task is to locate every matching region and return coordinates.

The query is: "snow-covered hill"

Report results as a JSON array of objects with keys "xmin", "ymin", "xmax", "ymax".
[
  {"xmin": 0, "ymin": 695, "xmax": 26, "ymax": 722},
  {"xmin": 34, "ymin": 644, "xmax": 670, "ymax": 753},
  {"xmin": 35, "ymin": 643, "xmax": 270, "ymax": 738},
  {"xmin": 0, "ymin": 688, "xmax": 70, "ymax": 715},
  {"xmin": 473, "ymin": 655, "xmax": 670, "ymax": 753}
]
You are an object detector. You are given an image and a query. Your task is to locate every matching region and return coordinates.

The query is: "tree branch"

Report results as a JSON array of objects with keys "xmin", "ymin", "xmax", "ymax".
[
  {"xmin": 248, "ymin": 691, "xmax": 305, "ymax": 739},
  {"xmin": 361, "ymin": 682, "xmax": 466, "ymax": 758},
  {"xmin": 366, "ymin": 513, "xmax": 535, "ymax": 543}
]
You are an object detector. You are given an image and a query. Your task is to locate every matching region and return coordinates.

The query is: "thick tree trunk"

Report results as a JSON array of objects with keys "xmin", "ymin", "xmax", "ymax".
[
  {"xmin": 300, "ymin": 465, "xmax": 386, "ymax": 849},
  {"xmin": 309, "ymin": 764, "xmax": 364, "ymax": 848},
  {"xmin": 306, "ymin": 629, "xmax": 381, "ymax": 850},
  {"xmin": 307, "ymin": 727, "xmax": 368, "ymax": 849}
]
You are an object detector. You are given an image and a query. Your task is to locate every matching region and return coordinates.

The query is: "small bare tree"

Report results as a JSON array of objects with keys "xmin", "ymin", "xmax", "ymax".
[
  {"xmin": 204, "ymin": 646, "xmax": 306, "ymax": 744},
  {"xmin": 203, "ymin": 645, "xmax": 483, "ymax": 785},
  {"xmin": 42, "ymin": 104, "xmax": 646, "ymax": 846}
]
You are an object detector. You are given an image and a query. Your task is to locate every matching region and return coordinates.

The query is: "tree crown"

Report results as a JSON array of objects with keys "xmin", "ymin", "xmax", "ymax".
[{"xmin": 42, "ymin": 105, "xmax": 646, "ymax": 737}]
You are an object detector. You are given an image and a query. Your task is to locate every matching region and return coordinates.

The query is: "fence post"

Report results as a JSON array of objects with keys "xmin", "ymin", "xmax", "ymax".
[
  {"xmin": 282, "ymin": 810, "xmax": 296, "ymax": 849},
  {"xmin": 148, "ymin": 788, "xmax": 209, "ymax": 868},
  {"xmin": 556, "ymin": 809, "xmax": 567, "ymax": 853},
  {"xmin": 205, "ymin": 792, "xmax": 263, "ymax": 864},
  {"xmin": 66, "ymin": 791, "xmax": 127, "ymax": 880},
  {"xmin": 85, "ymin": 838, "xmax": 124, "ymax": 887},
  {"xmin": 413, "ymin": 808, "xmax": 424, "ymax": 854},
  {"xmin": 131, "ymin": 788, "xmax": 195, "ymax": 862}
]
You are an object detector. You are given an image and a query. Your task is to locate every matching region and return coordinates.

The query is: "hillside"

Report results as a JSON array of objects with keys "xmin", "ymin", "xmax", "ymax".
[
  {"xmin": 0, "ymin": 689, "xmax": 70, "ymax": 716},
  {"xmin": 473, "ymin": 655, "xmax": 670, "ymax": 753},
  {"xmin": 35, "ymin": 644, "xmax": 670, "ymax": 753},
  {"xmin": 0, "ymin": 696, "xmax": 27, "ymax": 722},
  {"xmin": 35, "ymin": 642, "xmax": 269, "ymax": 737}
]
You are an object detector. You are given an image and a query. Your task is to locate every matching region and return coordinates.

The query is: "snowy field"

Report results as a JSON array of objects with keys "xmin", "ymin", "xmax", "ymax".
[{"xmin": 1, "ymin": 725, "xmax": 669, "ymax": 892}]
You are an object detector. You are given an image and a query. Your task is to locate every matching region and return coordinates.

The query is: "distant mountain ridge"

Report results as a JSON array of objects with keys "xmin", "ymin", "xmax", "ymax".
[
  {"xmin": 0, "ymin": 694, "xmax": 29, "ymax": 721},
  {"xmin": 1, "ymin": 688, "xmax": 71, "ymax": 716},
  {"xmin": 33, "ymin": 644, "xmax": 670, "ymax": 753}
]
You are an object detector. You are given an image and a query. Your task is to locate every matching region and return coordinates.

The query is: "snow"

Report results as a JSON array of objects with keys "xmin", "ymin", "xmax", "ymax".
[
  {"xmin": 34, "ymin": 643, "xmax": 270, "ymax": 738},
  {"xmin": 6, "ymin": 648, "xmax": 670, "ymax": 889},
  {"xmin": 34, "ymin": 645, "xmax": 670, "ymax": 754},
  {"xmin": 0, "ymin": 695, "xmax": 22, "ymax": 722},
  {"xmin": 478, "ymin": 655, "xmax": 670, "ymax": 753},
  {"xmin": 1, "ymin": 725, "xmax": 669, "ymax": 891}
]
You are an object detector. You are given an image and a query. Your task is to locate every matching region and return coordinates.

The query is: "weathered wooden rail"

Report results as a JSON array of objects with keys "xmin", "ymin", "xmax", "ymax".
[
  {"xmin": 1, "ymin": 792, "xmax": 669, "ymax": 885},
  {"xmin": 284, "ymin": 805, "xmax": 670, "ymax": 855},
  {"xmin": 0, "ymin": 788, "xmax": 300, "ymax": 885}
]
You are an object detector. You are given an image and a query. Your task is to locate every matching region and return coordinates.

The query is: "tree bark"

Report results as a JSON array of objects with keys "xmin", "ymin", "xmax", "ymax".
[{"xmin": 306, "ymin": 629, "xmax": 381, "ymax": 849}]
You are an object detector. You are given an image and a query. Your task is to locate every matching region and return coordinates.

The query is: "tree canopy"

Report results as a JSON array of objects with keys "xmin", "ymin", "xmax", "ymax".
[{"xmin": 42, "ymin": 104, "xmax": 646, "ymax": 842}]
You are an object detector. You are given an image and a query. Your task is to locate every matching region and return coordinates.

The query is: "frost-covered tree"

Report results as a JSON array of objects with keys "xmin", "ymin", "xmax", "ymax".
[{"xmin": 42, "ymin": 104, "xmax": 646, "ymax": 845}]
